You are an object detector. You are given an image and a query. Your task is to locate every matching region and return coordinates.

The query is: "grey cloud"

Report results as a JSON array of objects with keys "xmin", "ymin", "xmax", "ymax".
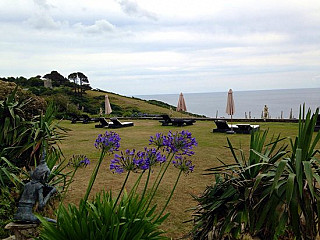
[
  {"xmin": 33, "ymin": 0, "xmax": 53, "ymax": 10},
  {"xmin": 116, "ymin": 0, "xmax": 157, "ymax": 21},
  {"xmin": 74, "ymin": 19, "xmax": 116, "ymax": 34},
  {"xmin": 26, "ymin": 14, "xmax": 61, "ymax": 30}
]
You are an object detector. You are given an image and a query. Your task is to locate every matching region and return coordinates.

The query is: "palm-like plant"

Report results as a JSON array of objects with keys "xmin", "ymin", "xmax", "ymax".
[
  {"xmin": 192, "ymin": 130, "xmax": 288, "ymax": 239},
  {"xmin": 192, "ymin": 106, "xmax": 320, "ymax": 240},
  {"xmin": 268, "ymin": 107, "xmax": 320, "ymax": 239}
]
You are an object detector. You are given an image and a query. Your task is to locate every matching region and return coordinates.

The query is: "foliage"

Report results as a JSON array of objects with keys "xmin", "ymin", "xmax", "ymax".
[
  {"xmin": 68, "ymin": 72, "xmax": 91, "ymax": 96},
  {"xmin": 191, "ymin": 106, "xmax": 320, "ymax": 240},
  {"xmin": 0, "ymin": 88, "xmax": 74, "ymax": 237},
  {"xmin": 0, "ymin": 87, "xmax": 31, "ymax": 186},
  {"xmin": 39, "ymin": 190, "xmax": 167, "ymax": 240},
  {"xmin": 0, "ymin": 187, "xmax": 17, "ymax": 238},
  {"xmin": 0, "ymin": 80, "xmax": 46, "ymax": 120},
  {"xmin": 147, "ymin": 99, "xmax": 176, "ymax": 110},
  {"xmin": 39, "ymin": 130, "xmax": 197, "ymax": 239},
  {"xmin": 43, "ymin": 70, "xmax": 70, "ymax": 87}
]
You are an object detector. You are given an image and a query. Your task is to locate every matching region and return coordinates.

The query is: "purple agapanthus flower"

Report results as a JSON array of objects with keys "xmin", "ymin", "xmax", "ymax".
[
  {"xmin": 172, "ymin": 155, "xmax": 195, "ymax": 174},
  {"xmin": 80, "ymin": 157, "xmax": 90, "ymax": 167},
  {"xmin": 110, "ymin": 148, "xmax": 166, "ymax": 174},
  {"xmin": 95, "ymin": 131, "xmax": 121, "ymax": 153},
  {"xmin": 68, "ymin": 154, "xmax": 90, "ymax": 168},
  {"xmin": 149, "ymin": 130, "xmax": 197, "ymax": 156}
]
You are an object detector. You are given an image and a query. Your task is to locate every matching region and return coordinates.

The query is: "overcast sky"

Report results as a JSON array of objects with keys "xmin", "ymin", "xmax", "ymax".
[{"xmin": 1, "ymin": 0, "xmax": 320, "ymax": 96}]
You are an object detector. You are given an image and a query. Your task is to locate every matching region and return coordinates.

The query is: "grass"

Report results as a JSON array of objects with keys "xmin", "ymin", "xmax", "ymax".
[
  {"xmin": 58, "ymin": 119, "xmax": 300, "ymax": 239},
  {"xmin": 87, "ymin": 90, "xmax": 193, "ymax": 118}
]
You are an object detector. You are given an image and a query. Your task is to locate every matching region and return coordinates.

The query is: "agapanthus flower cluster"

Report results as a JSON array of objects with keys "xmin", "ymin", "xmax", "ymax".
[
  {"xmin": 110, "ymin": 148, "xmax": 166, "ymax": 174},
  {"xmin": 149, "ymin": 133, "xmax": 167, "ymax": 148},
  {"xmin": 172, "ymin": 155, "xmax": 195, "ymax": 174},
  {"xmin": 94, "ymin": 131, "xmax": 121, "ymax": 153},
  {"xmin": 68, "ymin": 154, "xmax": 90, "ymax": 168},
  {"xmin": 149, "ymin": 130, "xmax": 197, "ymax": 156}
]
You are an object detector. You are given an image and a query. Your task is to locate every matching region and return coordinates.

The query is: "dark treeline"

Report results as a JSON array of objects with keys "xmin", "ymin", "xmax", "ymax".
[{"xmin": 0, "ymin": 70, "xmax": 91, "ymax": 97}]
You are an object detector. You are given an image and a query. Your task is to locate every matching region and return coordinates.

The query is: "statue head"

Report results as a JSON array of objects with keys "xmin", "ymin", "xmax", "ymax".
[{"xmin": 31, "ymin": 150, "xmax": 50, "ymax": 183}]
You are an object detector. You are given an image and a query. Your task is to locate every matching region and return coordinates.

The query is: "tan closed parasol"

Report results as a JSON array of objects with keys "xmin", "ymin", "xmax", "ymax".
[
  {"xmin": 226, "ymin": 89, "xmax": 235, "ymax": 133},
  {"xmin": 177, "ymin": 92, "xmax": 187, "ymax": 112},
  {"xmin": 105, "ymin": 94, "xmax": 112, "ymax": 115}
]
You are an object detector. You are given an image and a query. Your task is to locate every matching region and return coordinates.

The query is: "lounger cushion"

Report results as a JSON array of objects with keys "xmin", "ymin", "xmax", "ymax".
[{"xmin": 108, "ymin": 118, "xmax": 134, "ymax": 128}]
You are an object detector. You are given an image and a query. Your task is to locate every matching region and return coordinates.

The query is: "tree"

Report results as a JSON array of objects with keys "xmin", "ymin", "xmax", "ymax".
[
  {"xmin": 68, "ymin": 72, "xmax": 79, "ymax": 95},
  {"xmin": 68, "ymin": 72, "xmax": 91, "ymax": 96},
  {"xmin": 28, "ymin": 76, "xmax": 43, "ymax": 87},
  {"xmin": 43, "ymin": 71, "xmax": 68, "ymax": 87}
]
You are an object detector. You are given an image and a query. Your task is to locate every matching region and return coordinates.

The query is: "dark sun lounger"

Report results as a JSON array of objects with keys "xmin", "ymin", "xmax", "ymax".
[
  {"xmin": 95, "ymin": 118, "xmax": 114, "ymax": 128},
  {"xmin": 159, "ymin": 114, "xmax": 196, "ymax": 126},
  {"xmin": 108, "ymin": 118, "xmax": 134, "ymax": 128},
  {"xmin": 213, "ymin": 120, "xmax": 259, "ymax": 134}
]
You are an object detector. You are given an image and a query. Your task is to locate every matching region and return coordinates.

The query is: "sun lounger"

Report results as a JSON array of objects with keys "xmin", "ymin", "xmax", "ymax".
[
  {"xmin": 95, "ymin": 118, "xmax": 114, "ymax": 128},
  {"xmin": 81, "ymin": 114, "xmax": 92, "ymax": 124},
  {"xmin": 108, "ymin": 117, "xmax": 134, "ymax": 128},
  {"xmin": 159, "ymin": 114, "xmax": 196, "ymax": 126},
  {"xmin": 213, "ymin": 120, "xmax": 238, "ymax": 133},
  {"xmin": 235, "ymin": 124, "xmax": 260, "ymax": 134},
  {"xmin": 71, "ymin": 114, "xmax": 92, "ymax": 124},
  {"xmin": 213, "ymin": 120, "xmax": 259, "ymax": 134}
]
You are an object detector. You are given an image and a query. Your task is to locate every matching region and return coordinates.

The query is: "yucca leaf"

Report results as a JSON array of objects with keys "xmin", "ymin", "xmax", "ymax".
[
  {"xmin": 286, "ymin": 173, "xmax": 295, "ymax": 204},
  {"xmin": 295, "ymin": 148, "xmax": 303, "ymax": 197},
  {"xmin": 270, "ymin": 159, "xmax": 287, "ymax": 195},
  {"xmin": 303, "ymin": 161, "xmax": 315, "ymax": 198}
]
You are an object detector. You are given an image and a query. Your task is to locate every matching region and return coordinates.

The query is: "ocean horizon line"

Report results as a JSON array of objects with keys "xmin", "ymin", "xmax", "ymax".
[
  {"xmin": 135, "ymin": 86, "xmax": 320, "ymax": 97},
  {"xmin": 136, "ymin": 88, "xmax": 320, "ymax": 119}
]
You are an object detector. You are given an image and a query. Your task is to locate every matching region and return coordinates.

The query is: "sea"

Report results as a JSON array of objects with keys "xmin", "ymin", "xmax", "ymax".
[{"xmin": 136, "ymin": 88, "xmax": 320, "ymax": 119}]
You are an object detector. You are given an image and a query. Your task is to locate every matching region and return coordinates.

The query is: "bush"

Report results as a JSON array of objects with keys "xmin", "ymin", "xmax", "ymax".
[
  {"xmin": 0, "ymin": 90, "xmax": 71, "ymax": 237},
  {"xmin": 0, "ymin": 187, "xmax": 17, "ymax": 238},
  {"xmin": 0, "ymin": 80, "xmax": 46, "ymax": 120},
  {"xmin": 191, "ymin": 106, "xmax": 320, "ymax": 240}
]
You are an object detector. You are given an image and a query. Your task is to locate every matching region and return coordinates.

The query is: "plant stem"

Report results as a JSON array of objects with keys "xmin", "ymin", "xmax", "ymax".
[
  {"xmin": 60, "ymin": 165, "xmax": 79, "ymax": 204},
  {"xmin": 146, "ymin": 154, "xmax": 174, "ymax": 210},
  {"xmin": 128, "ymin": 171, "xmax": 144, "ymax": 198},
  {"xmin": 149, "ymin": 152, "xmax": 172, "ymax": 193},
  {"xmin": 113, "ymin": 171, "xmax": 130, "ymax": 210},
  {"xmin": 130, "ymin": 168, "xmax": 152, "ymax": 223},
  {"xmin": 83, "ymin": 150, "xmax": 106, "ymax": 202},
  {"xmin": 155, "ymin": 169, "xmax": 183, "ymax": 222}
]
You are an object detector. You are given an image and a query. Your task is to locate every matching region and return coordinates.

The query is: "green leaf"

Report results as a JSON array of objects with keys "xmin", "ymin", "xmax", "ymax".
[
  {"xmin": 303, "ymin": 161, "xmax": 314, "ymax": 198},
  {"xmin": 270, "ymin": 159, "xmax": 287, "ymax": 195},
  {"xmin": 286, "ymin": 173, "xmax": 295, "ymax": 204},
  {"xmin": 295, "ymin": 148, "xmax": 303, "ymax": 197}
]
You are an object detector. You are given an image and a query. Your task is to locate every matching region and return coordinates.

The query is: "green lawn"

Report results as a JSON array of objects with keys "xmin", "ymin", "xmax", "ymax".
[{"xmin": 58, "ymin": 119, "xmax": 300, "ymax": 239}]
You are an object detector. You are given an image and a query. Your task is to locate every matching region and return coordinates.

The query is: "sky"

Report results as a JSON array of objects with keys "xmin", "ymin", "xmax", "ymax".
[{"xmin": 1, "ymin": 0, "xmax": 320, "ymax": 96}]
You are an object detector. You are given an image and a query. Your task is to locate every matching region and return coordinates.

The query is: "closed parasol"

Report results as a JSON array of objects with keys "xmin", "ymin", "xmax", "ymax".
[
  {"xmin": 226, "ymin": 89, "xmax": 235, "ymax": 133},
  {"xmin": 105, "ymin": 94, "xmax": 112, "ymax": 115},
  {"xmin": 177, "ymin": 92, "xmax": 187, "ymax": 112}
]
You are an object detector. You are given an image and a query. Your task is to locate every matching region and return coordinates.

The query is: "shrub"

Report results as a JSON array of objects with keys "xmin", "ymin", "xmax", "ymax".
[
  {"xmin": 0, "ymin": 187, "xmax": 17, "ymax": 238},
  {"xmin": 191, "ymin": 106, "xmax": 320, "ymax": 240},
  {"xmin": 0, "ymin": 80, "xmax": 46, "ymax": 120}
]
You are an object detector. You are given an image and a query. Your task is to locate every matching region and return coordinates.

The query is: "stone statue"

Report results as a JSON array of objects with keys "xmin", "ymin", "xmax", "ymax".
[
  {"xmin": 14, "ymin": 151, "xmax": 57, "ymax": 223},
  {"xmin": 263, "ymin": 105, "xmax": 269, "ymax": 120}
]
